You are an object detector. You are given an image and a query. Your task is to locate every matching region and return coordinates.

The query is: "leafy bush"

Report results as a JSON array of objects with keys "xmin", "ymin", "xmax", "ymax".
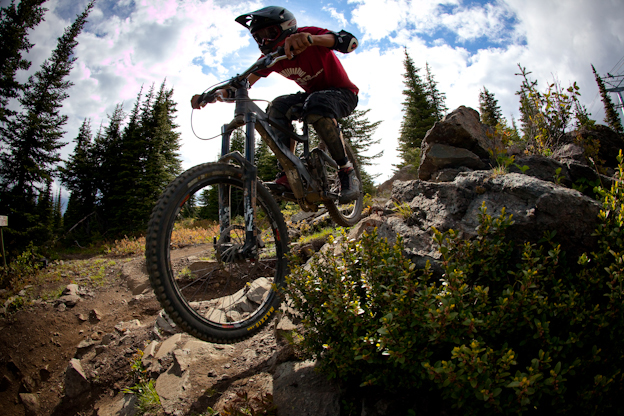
[
  {"xmin": 284, "ymin": 164, "xmax": 624, "ymax": 414},
  {"xmin": 0, "ymin": 242, "xmax": 45, "ymax": 289}
]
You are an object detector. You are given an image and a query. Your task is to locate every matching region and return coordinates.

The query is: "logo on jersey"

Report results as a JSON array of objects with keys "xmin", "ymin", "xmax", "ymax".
[{"xmin": 279, "ymin": 67, "xmax": 324, "ymax": 87}]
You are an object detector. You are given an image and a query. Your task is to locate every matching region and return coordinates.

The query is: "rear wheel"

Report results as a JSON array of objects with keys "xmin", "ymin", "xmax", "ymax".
[
  {"xmin": 324, "ymin": 141, "xmax": 364, "ymax": 227},
  {"xmin": 145, "ymin": 163, "xmax": 288, "ymax": 343}
]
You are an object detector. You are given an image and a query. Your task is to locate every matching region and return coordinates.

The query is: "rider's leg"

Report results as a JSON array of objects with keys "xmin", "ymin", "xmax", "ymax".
[
  {"xmin": 264, "ymin": 93, "xmax": 307, "ymax": 192},
  {"xmin": 306, "ymin": 114, "xmax": 359, "ymax": 203},
  {"xmin": 302, "ymin": 88, "xmax": 360, "ymax": 203}
]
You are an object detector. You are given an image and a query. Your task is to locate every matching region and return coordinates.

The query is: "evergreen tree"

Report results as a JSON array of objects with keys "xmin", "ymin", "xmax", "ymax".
[
  {"xmin": 134, "ymin": 81, "xmax": 182, "ymax": 232},
  {"xmin": 53, "ymin": 187, "xmax": 63, "ymax": 236},
  {"xmin": 230, "ymin": 127, "xmax": 245, "ymax": 154},
  {"xmin": 1, "ymin": 1, "xmax": 94, "ymax": 196},
  {"xmin": 592, "ymin": 64, "xmax": 623, "ymax": 134},
  {"xmin": 424, "ymin": 62, "xmax": 447, "ymax": 121},
  {"xmin": 94, "ymin": 104, "xmax": 126, "ymax": 230},
  {"xmin": 60, "ymin": 118, "xmax": 98, "ymax": 240},
  {"xmin": 338, "ymin": 109, "xmax": 383, "ymax": 195},
  {"xmin": 197, "ymin": 187, "xmax": 219, "ymax": 221},
  {"xmin": 36, "ymin": 177, "xmax": 54, "ymax": 243},
  {"xmin": 0, "ymin": 1, "xmax": 94, "ymax": 254},
  {"xmin": 198, "ymin": 128, "xmax": 246, "ymax": 222},
  {"xmin": 479, "ymin": 87, "xmax": 503, "ymax": 127},
  {"xmin": 256, "ymin": 137, "xmax": 279, "ymax": 182},
  {"xmin": 396, "ymin": 48, "xmax": 436, "ymax": 169},
  {"xmin": 92, "ymin": 81, "xmax": 182, "ymax": 236},
  {"xmin": 0, "ymin": 0, "xmax": 46, "ymax": 124},
  {"xmin": 107, "ymin": 87, "xmax": 147, "ymax": 234},
  {"xmin": 142, "ymin": 82, "xmax": 182, "ymax": 195}
]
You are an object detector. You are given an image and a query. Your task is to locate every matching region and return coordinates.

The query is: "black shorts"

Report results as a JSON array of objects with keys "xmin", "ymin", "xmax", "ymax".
[{"xmin": 268, "ymin": 88, "xmax": 358, "ymax": 121}]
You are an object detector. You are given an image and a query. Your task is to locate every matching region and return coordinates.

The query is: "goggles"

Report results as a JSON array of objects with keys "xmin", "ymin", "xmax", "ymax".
[{"xmin": 252, "ymin": 24, "xmax": 282, "ymax": 45}]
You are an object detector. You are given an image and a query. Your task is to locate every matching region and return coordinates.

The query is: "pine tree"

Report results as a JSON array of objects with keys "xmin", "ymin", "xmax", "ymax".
[
  {"xmin": 592, "ymin": 64, "xmax": 623, "ymax": 134},
  {"xmin": 135, "ymin": 81, "xmax": 182, "ymax": 231},
  {"xmin": 36, "ymin": 178, "xmax": 54, "ymax": 243},
  {"xmin": 338, "ymin": 109, "xmax": 383, "ymax": 195},
  {"xmin": 0, "ymin": 1, "xmax": 94, "ymax": 254},
  {"xmin": 396, "ymin": 48, "xmax": 436, "ymax": 169},
  {"xmin": 479, "ymin": 87, "xmax": 503, "ymax": 127},
  {"xmin": 1, "ymin": 1, "xmax": 94, "ymax": 196},
  {"xmin": 0, "ymin": 0, "xmax": 46, "ymax": 124},
  {"xmin": 424, "ymin": 62, "xmax": 447, "ymax": 121},
  {"xmin": 94, "ymin": 104, "xmax": 126, "ymax": 230},
  {"xmin": 107, "ymin": 87, "xmax": 146, "ymax": 233},
  {"xmin": 60, "ymin": 118, "xmax": 98, "ymax": 239},
  {"xmin": 53, "ymin": 188, "xmax": 63, "ymax": 236},
  {"xmin": 256, "ymin": 137, "xmax": 279, "ymax": 182}
]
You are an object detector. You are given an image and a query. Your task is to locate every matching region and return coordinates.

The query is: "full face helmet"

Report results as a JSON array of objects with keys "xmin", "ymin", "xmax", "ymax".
[{"xmin": 235, "ymin": 6, "xmax": 297, "ymax": 54}]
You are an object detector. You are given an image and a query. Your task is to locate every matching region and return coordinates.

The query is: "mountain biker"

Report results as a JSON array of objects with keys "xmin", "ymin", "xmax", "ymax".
[{"xmin": 190, "ymin": 6, "xmax": 360, "ymax": 203}]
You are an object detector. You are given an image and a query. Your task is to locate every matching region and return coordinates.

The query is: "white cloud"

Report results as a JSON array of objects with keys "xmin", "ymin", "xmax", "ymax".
[
  {"xmin": 322, "ymin": 6, "xmax": 348, "ymax": 28},
  {"xmin": 439, "ymin": 3, "xmax": 511, "ymax": 42},
  {"xmin": 12, "ymin": 0, "xmax": 624, "ymax": 188}
]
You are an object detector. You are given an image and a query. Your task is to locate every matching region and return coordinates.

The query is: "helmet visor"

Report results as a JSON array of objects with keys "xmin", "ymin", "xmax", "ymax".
[{"xmin": 252, "ymin": 24, "xmax": 282, "ymax": 45}]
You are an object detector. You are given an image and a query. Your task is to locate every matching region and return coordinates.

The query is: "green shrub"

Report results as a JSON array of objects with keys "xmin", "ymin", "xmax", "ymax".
[
  {"xmin": 0, "ymin": 242, "xmax": 45, "ymax": 290},
  {"xmin": 284, "ymin": 163, "xmax": 624, "ymax": 414}
]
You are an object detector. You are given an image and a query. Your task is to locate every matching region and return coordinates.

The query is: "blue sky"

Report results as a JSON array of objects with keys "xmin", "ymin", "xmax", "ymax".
[{"xmin": 6, "ymin": 0, "xmax": 624, "ymax": 186}]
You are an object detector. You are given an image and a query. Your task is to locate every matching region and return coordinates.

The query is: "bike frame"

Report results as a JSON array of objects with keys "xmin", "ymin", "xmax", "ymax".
[{"xmin": 213, "ymin": 61, "xmax": 339, "ymax": 260}]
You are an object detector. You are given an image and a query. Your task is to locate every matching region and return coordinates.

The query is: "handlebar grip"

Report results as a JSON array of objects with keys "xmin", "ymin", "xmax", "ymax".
[{"xmin": 200, "ymin": 92, "xmax": 216, "ymax": 105}]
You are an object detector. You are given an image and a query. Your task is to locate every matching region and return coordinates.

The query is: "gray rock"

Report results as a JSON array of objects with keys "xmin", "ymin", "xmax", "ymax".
[
  {"xmin": 419, "ymin": 106, "xmax": 495, "ymax": 180},
  {"xmin": 90, "ymin": 308, "xmax": 103, "ymax": 322},
  {"xmin": 385, "ymin": 171, "xmax": 600, "ymax": 262},
  {"xmin": 62, "ymin": 284, "xmax": 80, "ymax": 296},
  {"xmin": 19, "ymin": 393, "xmax": 39, "ymax": 416},
  {"xmin": 96, "ymin": 392, "xmax": 137, "ymax": 416},
  {"xmin": 273, "ymin": 360, "xmax": 340, "ymax": 416},
  {"xmin": 64, "ymin": 358, "xmax": 90, "ymax": 398},
  {"xmin": 114, "ymin": 319, "xmax": 142, "ymax": 334},
  {"xmin": 246, "ymin": 277, "xmax": 271, "ymax": 304},
  {"xmin": 57, "ymin": 294, "xmax": 81, "ymax": 307},
  {"xmin": 155, "ymin": 333, "xmax": 183, "ymax": 360}
]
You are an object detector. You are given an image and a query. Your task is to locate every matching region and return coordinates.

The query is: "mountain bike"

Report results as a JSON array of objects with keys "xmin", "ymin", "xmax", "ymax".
[{"xmin": 145, "ymin": 48, "xmax": 364, "ymax": 343}]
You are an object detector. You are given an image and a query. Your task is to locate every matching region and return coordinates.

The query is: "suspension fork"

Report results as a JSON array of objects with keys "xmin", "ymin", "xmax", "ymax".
[
  {"xmin": 218, "ymin": 123, "xmax": 232, "ymax": 244},
  {"xmin": 242, "ymin": 112, "xmax": 258, "ymax": 258},
  {"xmin": 218, "ymin": 114, "xmax": 259, "ymax": 259}
]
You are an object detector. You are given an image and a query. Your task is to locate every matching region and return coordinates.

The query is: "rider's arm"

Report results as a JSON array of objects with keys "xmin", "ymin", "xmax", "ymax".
[
  {"xmin": 191, "ymin": 75, "xmax": 261, "ymax": 110},
  {"xmin": 284, "ymin": 31, "xmax": 358, "ymax": 59},
  {"xmin": 248, "ymin": 73, "xmax": 260, "ymax": 86}
]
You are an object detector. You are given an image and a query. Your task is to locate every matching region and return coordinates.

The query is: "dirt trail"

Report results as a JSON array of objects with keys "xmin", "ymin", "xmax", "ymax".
[{"xmin": 0, "ymin": 255, "xmax": 165, "ymax": 415}]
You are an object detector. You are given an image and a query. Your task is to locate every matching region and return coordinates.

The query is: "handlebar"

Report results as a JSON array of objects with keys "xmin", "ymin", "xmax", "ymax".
[{"xmin": 198, "ymin": 47, "xmax": 288, "ymax": 106}]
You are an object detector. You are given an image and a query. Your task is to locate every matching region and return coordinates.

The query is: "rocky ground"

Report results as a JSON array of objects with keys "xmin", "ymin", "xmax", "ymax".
[{"xmin": 0, "ymin": 252, "xmax": 344, "ymax": 416}]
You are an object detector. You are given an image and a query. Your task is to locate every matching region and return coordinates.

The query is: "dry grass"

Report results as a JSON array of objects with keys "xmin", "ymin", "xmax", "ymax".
[{"xmin": 104, "ymin": 221, "xmax": 220, "ymax": 257}]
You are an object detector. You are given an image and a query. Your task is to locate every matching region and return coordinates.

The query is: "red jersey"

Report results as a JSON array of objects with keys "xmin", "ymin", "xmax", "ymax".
[{"xmin": 254, "ymin": 27, "xmax": 359, "ymax": 95}]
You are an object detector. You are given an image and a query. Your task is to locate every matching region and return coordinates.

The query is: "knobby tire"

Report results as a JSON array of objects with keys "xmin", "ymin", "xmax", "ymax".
[
  {"xmin": 145, "ymin": 163, "xmax": 289, "ymax": 343},
  {"xmin": 325, "ymin": 141, "xmax": 364, "ymax": 227}
]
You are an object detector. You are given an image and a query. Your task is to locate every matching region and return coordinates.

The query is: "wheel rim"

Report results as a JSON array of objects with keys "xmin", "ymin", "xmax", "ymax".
[{"xmin": 163, "ymin": 176, "xmax": 283, "ymax": 330}]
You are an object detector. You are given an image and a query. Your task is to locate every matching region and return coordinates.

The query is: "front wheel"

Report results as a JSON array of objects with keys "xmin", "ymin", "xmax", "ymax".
[
  {"xmin": 145, "ymin": 163, "xmax": 289, "ymax": 343},
  {"xmin": 324, "ymin": 141, "xmax": 364, "ymax": 227}
]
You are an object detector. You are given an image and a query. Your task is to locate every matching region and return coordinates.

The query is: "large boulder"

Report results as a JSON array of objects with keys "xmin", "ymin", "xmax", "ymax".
[
  {"xmin": 419, "ymin": 106, "xmax": 496, "ymax": 180},
  {"xmin": 375, "ymin": 171, "xmax": 601, "ymax": 269}
]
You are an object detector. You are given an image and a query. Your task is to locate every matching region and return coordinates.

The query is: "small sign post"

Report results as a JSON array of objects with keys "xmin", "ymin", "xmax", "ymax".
[{"xmin": 0, "ymin": 215, "xmax": 7, "ymax": 268}]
